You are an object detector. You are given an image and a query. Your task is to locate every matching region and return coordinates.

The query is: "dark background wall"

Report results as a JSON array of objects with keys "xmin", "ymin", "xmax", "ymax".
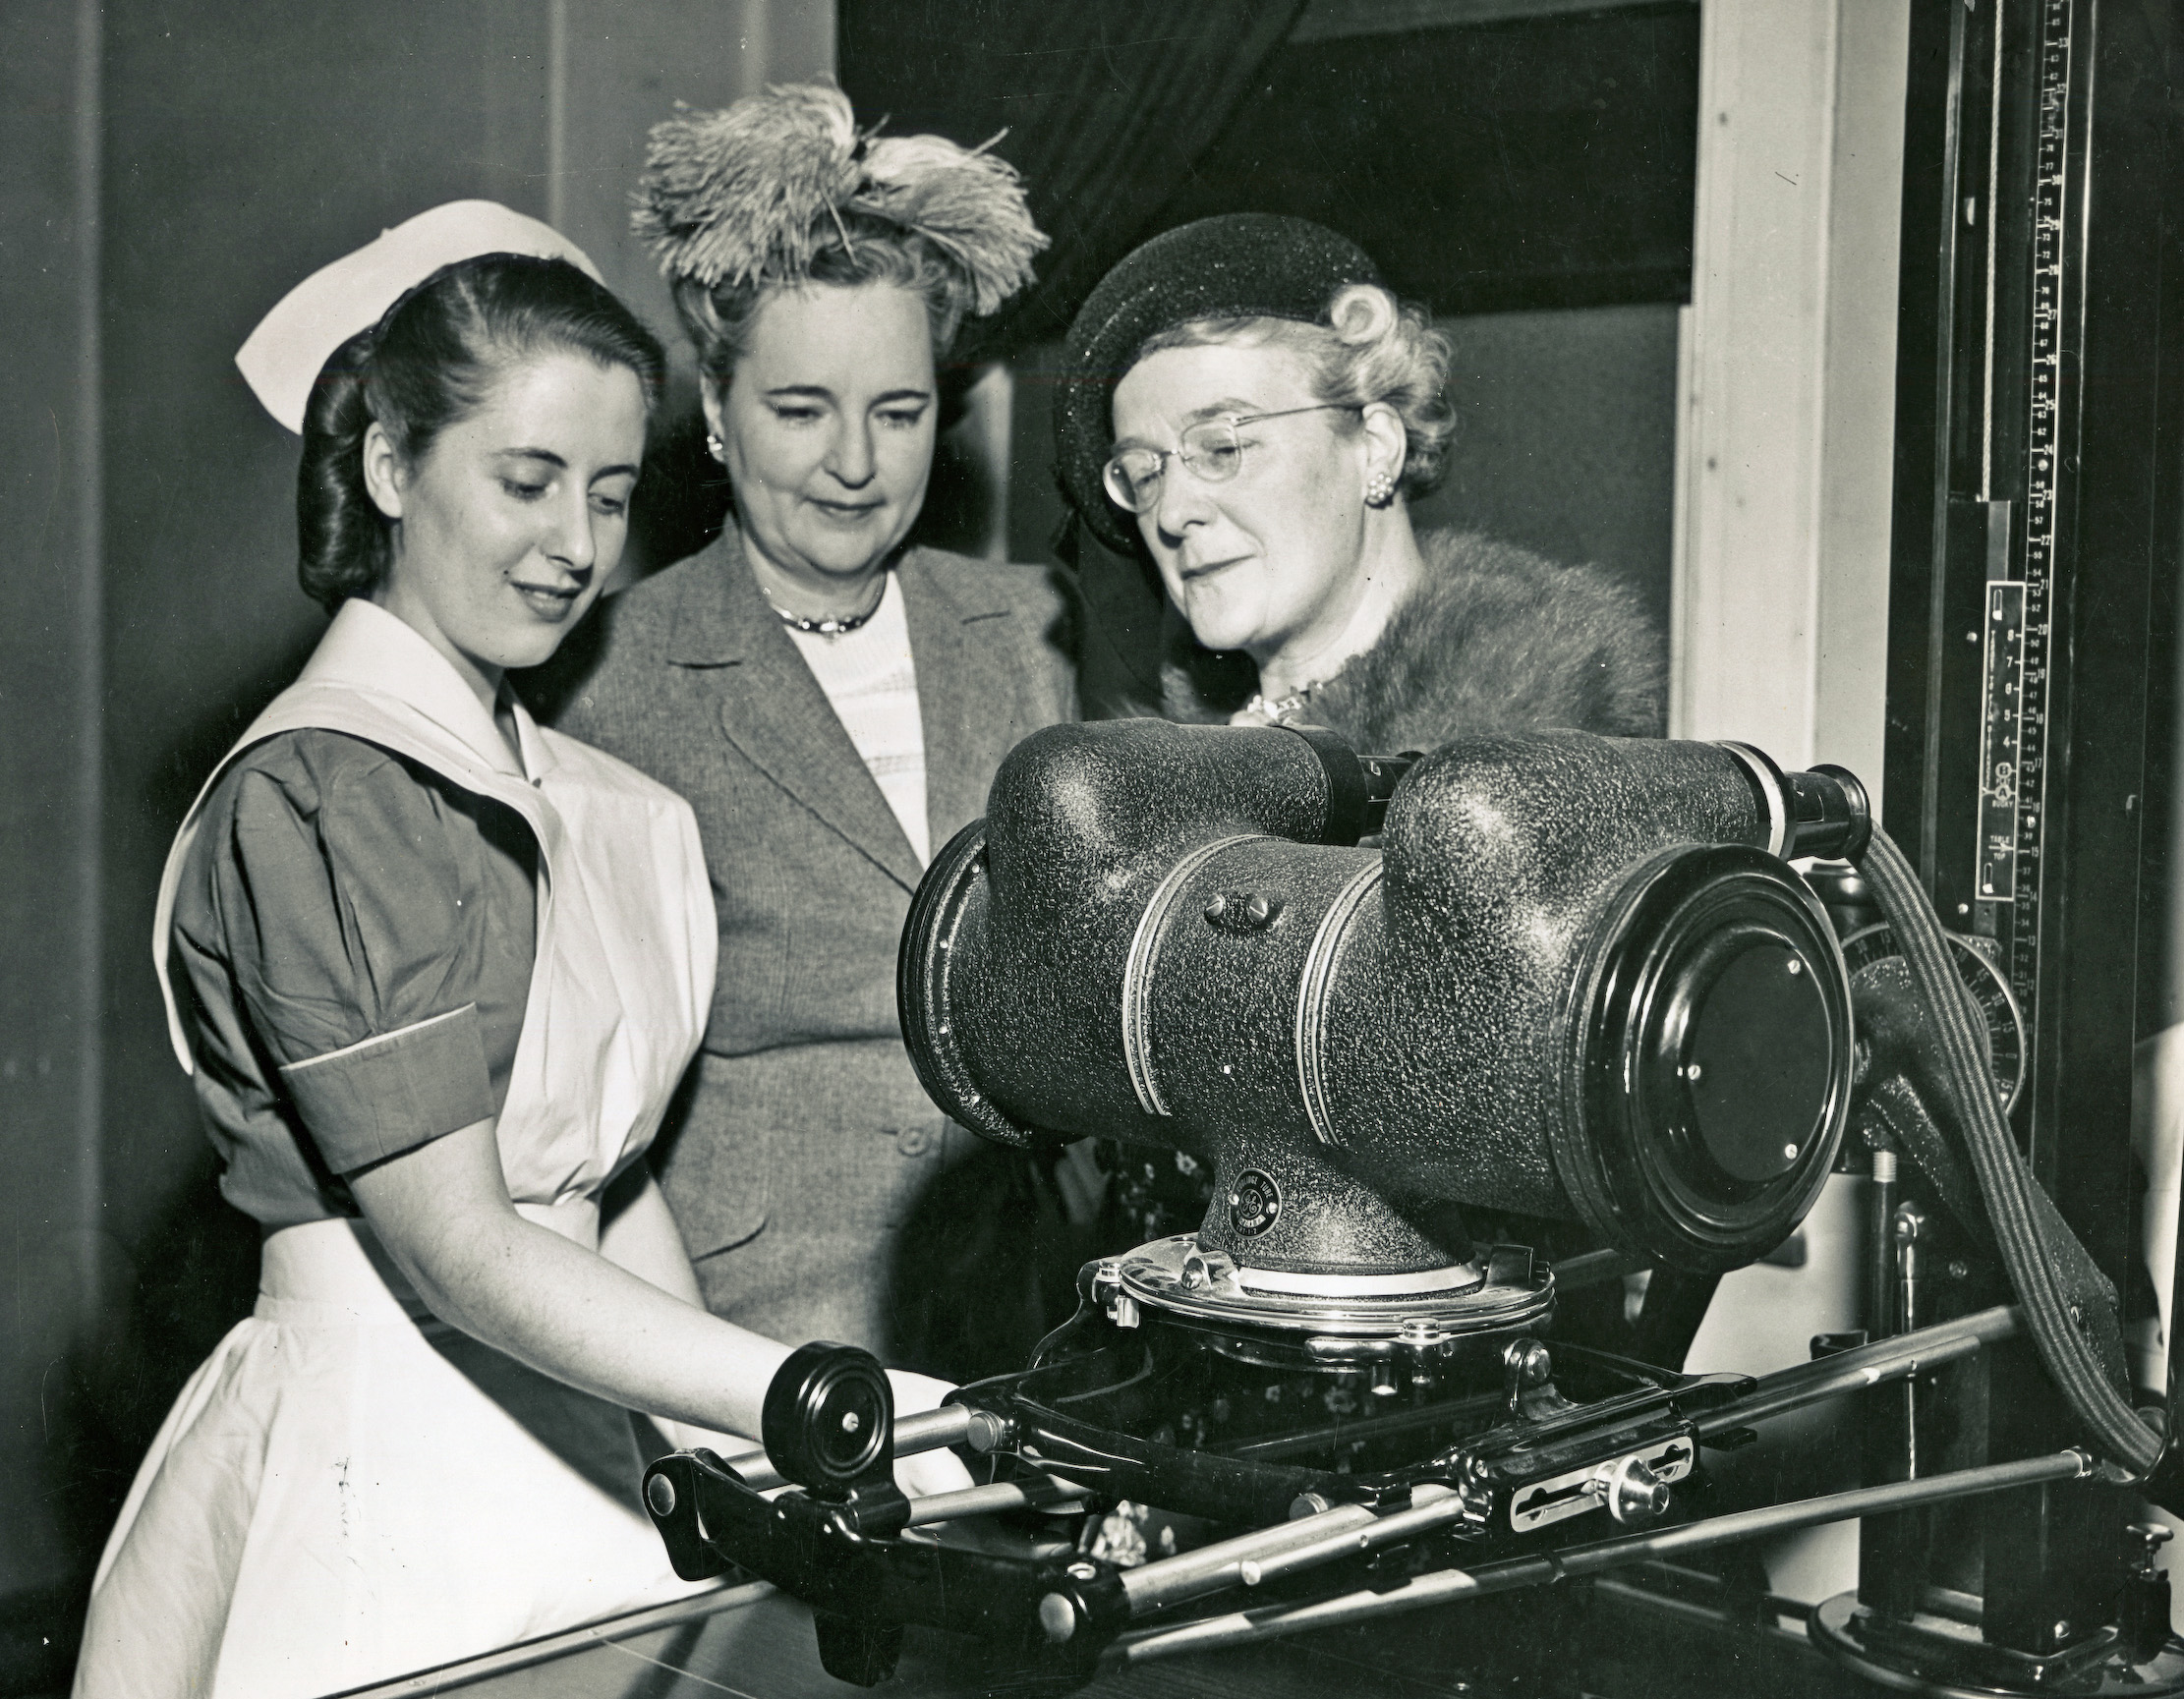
[
  {"xmin": 1154, "ymin": 4, "xmax": 1698, "ymax": 313},
  {"xmin": 1425, "ymin": 307, "xmax": 1681, "ymax": 587},
  {"xmin": 2, "ymin": 0, "xmax": 103, "ymax": 1647}
]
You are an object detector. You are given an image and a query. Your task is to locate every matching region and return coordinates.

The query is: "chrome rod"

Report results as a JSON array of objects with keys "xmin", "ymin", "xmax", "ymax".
[
  {"xmin": 1119, "ymin": 1501, "xmax": 1380, "ymax": 1614},
  {"xmin": 708, "ymin": 1405, "xmax": 977, "ymax": 1493},
  {"xmin": 1110, "ymin": 1448, "xmax": 2090, "ymax": 1664},
  {"xmin": 704, "ymin": 1448, "xmax": 785, "ymax": 1491},
  {"xmin": 1552, "ymin": 1248, "xmax": 1637, "ymax": 1292},
  {"xmin": 903, "ymin": 1475, "xmax": 1091, "ymax": 1527},
  {"xmin": 1236, "ymin": 1489, "xmax": 1470, "ymax": 1589},
  {"xmin": 1693, "ymin": 1305, "xmax": 2021, "ymax": 1437}
]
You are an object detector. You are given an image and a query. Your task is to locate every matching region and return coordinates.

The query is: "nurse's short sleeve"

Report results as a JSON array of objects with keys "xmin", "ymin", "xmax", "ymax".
[{"xmin": 218, "ymin": 751, "xmax": 498, "ymax": 1173}]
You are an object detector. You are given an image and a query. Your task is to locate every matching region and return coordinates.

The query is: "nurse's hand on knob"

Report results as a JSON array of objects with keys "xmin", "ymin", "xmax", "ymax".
[{"xmin": 888, "ymin": 1369, "xmax": 978, "ymax": 1498}]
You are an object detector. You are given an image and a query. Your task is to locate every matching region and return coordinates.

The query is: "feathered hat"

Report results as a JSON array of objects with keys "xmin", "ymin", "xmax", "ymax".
[{"xmin": 633, "ymin": 83, "xmax": 1045, "ymax": 319}]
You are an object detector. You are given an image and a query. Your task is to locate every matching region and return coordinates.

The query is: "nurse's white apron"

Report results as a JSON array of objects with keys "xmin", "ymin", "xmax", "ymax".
[{"xmin": 75, "ymin": 603, "xmax": 718, "ymax": 1699}]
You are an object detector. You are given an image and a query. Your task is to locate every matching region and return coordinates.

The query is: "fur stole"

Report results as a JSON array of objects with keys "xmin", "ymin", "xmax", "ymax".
[{"xmin": 1160, "ymin": 528, "xmax": 1666, "ymax": 752}]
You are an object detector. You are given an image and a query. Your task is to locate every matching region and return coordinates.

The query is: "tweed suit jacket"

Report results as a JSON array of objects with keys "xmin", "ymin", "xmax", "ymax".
[{"xmin": 541, "ymin": 532, "xmax": 1076, "ymax": 1355}]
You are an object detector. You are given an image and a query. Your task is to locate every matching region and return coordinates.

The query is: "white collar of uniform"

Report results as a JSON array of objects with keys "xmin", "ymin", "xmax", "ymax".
[{"xmin": 297, "ymin": 598, "xmax": 558, "ymax": 784}]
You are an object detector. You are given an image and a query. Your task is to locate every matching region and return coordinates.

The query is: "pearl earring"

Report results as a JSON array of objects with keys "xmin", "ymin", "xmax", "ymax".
[
  {"xmin": 706, "ymin": 432, "xmax": 725, "ymax": 462},
  {"xmin": 1364, "ymin": 471, "xmax": 1397, "ymax": 509}
]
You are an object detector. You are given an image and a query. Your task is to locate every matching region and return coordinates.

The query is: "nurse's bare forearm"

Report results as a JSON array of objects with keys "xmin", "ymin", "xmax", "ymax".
[
  {"xmin": 597, "ymin": 1166, "xmax": 746, "ymax": 1449},
  {"xmin": 437, "ymin": 1216, "xmax": 788, "ymax": 1438},
  {"xmin": 598, "ymin": 1165, "xmax": 707, "ymax": 1309},
  {"xmin": 350, "ymin": 1118, "xmax": 790, "ymax": 1440}
]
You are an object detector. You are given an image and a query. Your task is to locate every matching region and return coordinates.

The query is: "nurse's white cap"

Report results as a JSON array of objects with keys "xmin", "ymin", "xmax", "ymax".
[{"xmin": 236, "ymin": 199, "xmax": 604, "ymax": 434}]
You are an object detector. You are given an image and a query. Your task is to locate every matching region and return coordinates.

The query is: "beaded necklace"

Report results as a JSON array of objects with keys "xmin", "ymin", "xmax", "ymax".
[{"xmin": 769, "ymin": 575, "xmax": 887, "ymax": 637}]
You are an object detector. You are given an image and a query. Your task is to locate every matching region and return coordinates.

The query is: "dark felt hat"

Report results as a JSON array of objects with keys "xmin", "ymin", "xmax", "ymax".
[{"xmin": 1054, "ymin": 213, "xmax": 1383, "ymax": 555}]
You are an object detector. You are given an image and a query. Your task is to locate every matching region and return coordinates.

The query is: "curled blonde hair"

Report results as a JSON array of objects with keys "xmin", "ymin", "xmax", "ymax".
[{"xmin": 1134, "ymin": 283, "xmax": 1455, "ymax": 496}]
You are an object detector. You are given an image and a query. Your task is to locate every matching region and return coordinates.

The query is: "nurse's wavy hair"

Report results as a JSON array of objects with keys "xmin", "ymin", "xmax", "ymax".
[
  {"xmin": 297, "ymin": 255, "xmax": 667, "ymax": 612},
  {"xmin": 633, "ymin": 83, "xmax": 1045, "ymax": 389},
  {"xmin": 1134, "ymin": 284, "xmax": 1456, "ymax": 499}
]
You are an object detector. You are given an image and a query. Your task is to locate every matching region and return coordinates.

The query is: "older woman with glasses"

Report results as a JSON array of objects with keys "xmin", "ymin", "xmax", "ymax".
[
  {"xmin": 1056, "ymin": 213, "xmax": 1666, "ymax": 1261},
  {"xmin": 1058, "ymin": 212, "xmax": 1662, "ymax": 750}
]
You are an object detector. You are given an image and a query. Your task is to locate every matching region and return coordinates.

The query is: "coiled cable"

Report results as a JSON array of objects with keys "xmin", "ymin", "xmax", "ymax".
[{"xmin": 1859, "ymin": 825, "xmax": 2161, "ymax": 1475}]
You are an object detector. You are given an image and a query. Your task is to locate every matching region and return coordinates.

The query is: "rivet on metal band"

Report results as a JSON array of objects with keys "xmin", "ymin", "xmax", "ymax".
[
  {"xmin": 1293, "ymin": 861, "xmax": 1385, "ymax": 1148},
  {"xmin": 1121, "ymin": 835, "xmax": 1259, "ymax": 1117}
]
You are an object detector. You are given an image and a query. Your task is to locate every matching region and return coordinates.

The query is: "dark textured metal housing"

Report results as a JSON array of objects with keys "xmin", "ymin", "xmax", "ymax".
[{"xmin": 900, "ymin": 720, "xmax": 1856, "ymax": 1274}]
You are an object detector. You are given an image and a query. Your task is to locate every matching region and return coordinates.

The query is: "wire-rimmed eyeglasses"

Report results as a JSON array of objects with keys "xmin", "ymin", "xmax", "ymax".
[{"xmin": 1101, "ymin": 404, "xmax": 1358, "ymax": 514}]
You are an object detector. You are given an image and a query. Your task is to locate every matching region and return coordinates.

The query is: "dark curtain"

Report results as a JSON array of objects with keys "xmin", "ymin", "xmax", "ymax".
[{"xmin": 838, "ymin": 1, "xmax": 1311, "ymax": 360}]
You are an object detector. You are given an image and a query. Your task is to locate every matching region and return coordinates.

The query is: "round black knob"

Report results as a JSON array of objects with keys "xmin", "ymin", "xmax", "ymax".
[{"xmin": 761, "ymin": 1341, "xmax": 894, "ymax": 1496}]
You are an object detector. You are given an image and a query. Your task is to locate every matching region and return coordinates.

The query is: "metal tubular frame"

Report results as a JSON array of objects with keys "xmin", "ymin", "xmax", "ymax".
[
  {"xmin": 1693, "ymin": 1304, "xmax": 2021, "ymax": 1437},
  {"xmin": 1111, "ymin": 1451, "xmax": 2091, "ymax": 1665}
]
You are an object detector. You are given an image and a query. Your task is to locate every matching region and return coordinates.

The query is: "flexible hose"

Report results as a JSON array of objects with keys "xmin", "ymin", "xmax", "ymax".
[{"xmin": 1859, "ymin": 825, "xmax": 2160, "ymax": 1475}]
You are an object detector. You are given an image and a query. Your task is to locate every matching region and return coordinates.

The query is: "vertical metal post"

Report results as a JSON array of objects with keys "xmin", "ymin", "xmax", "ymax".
[
  {"xmin": 1868, "ymin": 1149, "xmax": 1898, "ymax": 1337},
  {"xmin": 1883, "ymin": 0, "xmax": 2184, "ymax": 1661}
]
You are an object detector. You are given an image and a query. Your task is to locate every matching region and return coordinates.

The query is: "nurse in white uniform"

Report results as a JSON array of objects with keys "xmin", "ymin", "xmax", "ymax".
[{"xmin": 73, "ymin": 203, "xmax": 963, "ymax": 1699}]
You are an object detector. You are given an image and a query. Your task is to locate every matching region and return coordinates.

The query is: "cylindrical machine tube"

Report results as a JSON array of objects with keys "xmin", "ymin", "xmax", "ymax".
[{"xmin": 901, "ymin": 722, "xmax": 1863, "ymax": 1274}]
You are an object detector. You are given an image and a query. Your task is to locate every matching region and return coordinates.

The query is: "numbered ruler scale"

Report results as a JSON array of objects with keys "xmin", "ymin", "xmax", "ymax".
[{"xmin": 1971, "ymin": 1, "xmax": 2075, "ymax": 1072}]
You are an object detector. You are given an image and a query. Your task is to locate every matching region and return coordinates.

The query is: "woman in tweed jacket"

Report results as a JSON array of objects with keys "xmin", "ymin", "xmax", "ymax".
[{"xmin": 542, "ymin": 86, "xmax": 1076, "ymax": 1371}]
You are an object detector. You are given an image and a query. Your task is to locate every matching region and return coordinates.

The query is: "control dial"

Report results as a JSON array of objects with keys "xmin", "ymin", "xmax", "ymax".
[{"xmin": 1838, "ymin": 923, "xmax": 2026, "ymax": 1117}]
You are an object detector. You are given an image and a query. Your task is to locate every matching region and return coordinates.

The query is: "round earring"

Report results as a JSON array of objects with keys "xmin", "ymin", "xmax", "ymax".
[
  {"xmin": 1364, "ymin": 471, "xmax": 1397, "ymax": 509},
  {"xmin": 706, "ymin": 432, "xmax": 725, "ymax": 462}
]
